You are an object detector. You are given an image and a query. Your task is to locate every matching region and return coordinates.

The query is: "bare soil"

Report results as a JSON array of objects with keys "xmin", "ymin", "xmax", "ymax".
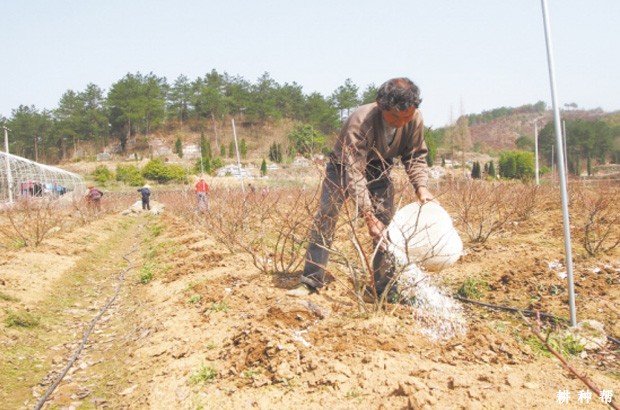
[{"xmin": 1, "ymin": 188, "xmax": 619, "ymax": 410}]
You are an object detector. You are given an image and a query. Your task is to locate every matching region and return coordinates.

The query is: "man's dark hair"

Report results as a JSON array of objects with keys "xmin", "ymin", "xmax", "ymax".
[{"xmin": 376, "ymin": 77, "xmax": 422, "ymax": 110}]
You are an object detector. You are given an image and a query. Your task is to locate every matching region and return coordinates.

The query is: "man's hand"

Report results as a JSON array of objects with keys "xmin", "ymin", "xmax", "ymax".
[
  {"xmin": 416, "ymin": 186, "xmax": 434, "ymax": 204},
  {"xmin": 364, "ymin": 212, "xmax": 388, "ymax": 251}
]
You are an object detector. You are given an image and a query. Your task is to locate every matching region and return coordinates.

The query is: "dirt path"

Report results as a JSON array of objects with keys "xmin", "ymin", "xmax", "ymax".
[
  {"xmin": 1, "ymin": 212, "xmax": 151, "ymax": 409},
  {"xmin": 1, "ymin": 208, "xmax": 618, "ymax": 410}
]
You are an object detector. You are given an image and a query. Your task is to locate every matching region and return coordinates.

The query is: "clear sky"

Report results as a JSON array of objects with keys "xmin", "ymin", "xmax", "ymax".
[{"xmin": 2, "ymin": 0, "xmax": 619, "ymax": 128}]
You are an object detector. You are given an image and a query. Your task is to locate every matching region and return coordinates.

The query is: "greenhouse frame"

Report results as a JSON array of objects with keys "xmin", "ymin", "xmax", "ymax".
[{"xmin": 1, "ymin": 151, "xmax": 85, "ymax": 204}]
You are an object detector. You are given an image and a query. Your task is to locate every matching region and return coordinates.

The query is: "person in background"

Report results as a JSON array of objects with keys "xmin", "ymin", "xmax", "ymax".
[
  {"xmin": 86, "ymin": 185, "xmax": 104, "ymax": 212},
  {"xmin": 137, "ymin": 184, "xmax": 151, "ymax": 210},
  {"xmin": 195, "ymin": 177, "xmax": 210, "ymax": 212},
  {"xmin": 287, "ymin": 77, "xmax": 433, "ymax": 301}
]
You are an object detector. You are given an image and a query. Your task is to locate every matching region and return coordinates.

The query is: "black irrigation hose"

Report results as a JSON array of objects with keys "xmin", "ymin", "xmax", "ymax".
[
  {"xmin": 34, "ymin": 248, "xmax": 137, "ymax": 410},
  {"xmin": 607, "ymin": 335, "xmax": 620, "ymax": 346},
  {"xmin": 452, "ymin": 295, "xmax": 620, "ymax": 347}
]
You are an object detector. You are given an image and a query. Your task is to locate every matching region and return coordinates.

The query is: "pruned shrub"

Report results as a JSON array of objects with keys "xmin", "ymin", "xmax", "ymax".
[
  {"xmin": 142, "ymin": 159, "xmax": 187, "ymax": 183},
  {"xmin": 571, "ymin": 182, "xmax": 620, "ymax": 256},
  {"xmin": 444, "ymin": 179, "xmax": 518, "ymax": 243},
  {"xmin": 93, "ymin": 165, "xmax": 114, "ymax": 185},
  {"xmin": 499, "ymin": 151, "xmax": 535, "ymax": 181},
  {"xmin": 0, "ymin": 198, "xmax": 63, "ymax": 247},
  {"xmin": 116, "ymin": 164, "xmax": 145, "ymax": 186}
]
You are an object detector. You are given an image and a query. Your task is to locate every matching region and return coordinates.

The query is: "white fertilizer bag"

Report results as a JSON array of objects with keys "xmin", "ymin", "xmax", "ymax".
[
  {"xmin": 386, "ymin": 201, "xmax": 467, "ymax": 340},
  {"xmin": 387, "ymin": 201, "xmax": 462, "ymax": 272}
]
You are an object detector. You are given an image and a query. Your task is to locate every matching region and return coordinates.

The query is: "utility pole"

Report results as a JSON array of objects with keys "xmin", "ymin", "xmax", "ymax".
[
  {"xmin": 231, "ymin": 118, "xmax": 246, "ymax": 198},
  {"xmin": 534, "ymin": 119, "xmax": 542, "ymax": 185},
  {"xmin": 3, "ymin": 126, "xmax": 14, "ymax": 204}
]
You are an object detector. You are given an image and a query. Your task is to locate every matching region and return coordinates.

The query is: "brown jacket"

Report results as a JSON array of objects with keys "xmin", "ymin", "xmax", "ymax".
[{"xmin": 331, "ymin": 103, "xmax": 428, "ymax": 212}]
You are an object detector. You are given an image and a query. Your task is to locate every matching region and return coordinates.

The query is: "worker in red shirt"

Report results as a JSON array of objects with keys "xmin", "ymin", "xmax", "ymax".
[{"xmin": 195, "ymin": 177, "xmax": 209, "ymax": 212}]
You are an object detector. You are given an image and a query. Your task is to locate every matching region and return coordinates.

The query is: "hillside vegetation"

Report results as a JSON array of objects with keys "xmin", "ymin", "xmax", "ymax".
[{"xmin": 2, "ymin": 69, "xmax": 619, "ymax": 176}]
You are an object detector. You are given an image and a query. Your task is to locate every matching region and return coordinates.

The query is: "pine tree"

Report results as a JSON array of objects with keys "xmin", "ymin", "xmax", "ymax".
[
  {"xmin": 240, "ymin": 138, "xmax": 248, "ymax": 159},
  {"xmin": 220, "ymin": 144, "xmax": 226, "ymax": 157},
  {"xmin": 175, "ymin": 137, "xmax": 183, "ymax": 158},
  {"xmin": 260, "ymin": 158, "xmax": 267, "ymax": 176},
  {"xmin": 228, "ymin": 141, "xmax": 235, "ymax": 158},
  {"xmin": 269, "ymin": 142, "xmax": 283, "ymax": 163},
  {"xmin": 472, "ymin": 161, "xmax": 481, "ymax": 179},
  {"xmin": 489, "ymin": 161, "xmax": 496, "ymax": 179}
]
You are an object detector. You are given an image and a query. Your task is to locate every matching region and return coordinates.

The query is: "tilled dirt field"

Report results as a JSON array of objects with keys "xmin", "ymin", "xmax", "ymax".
[{"xmin": 0, "ymin": 191, "xmax": 619, "ymax": 409}]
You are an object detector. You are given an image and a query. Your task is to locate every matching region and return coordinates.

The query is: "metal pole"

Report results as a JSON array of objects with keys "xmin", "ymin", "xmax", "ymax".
[
  {"xmin": 541, "ymin": 0, "xmax": 577, "ymax": 327},
  {"xmin": 551, "ymin": 145, "xmax": 554, "ymax": 183},
  {"xmin": 562, "ymin": 119, "xmax": 569, "ymax": 178},
  {"xmin": 4, "ymin": 126, "xmax": 14, "ymax": 204},
  {"xmin": 231, "ymin": 118, "xmax": 246, "ymax": 197},
  {"xmin": 534, "ymin": 121, "xmax": 540, "ymax": 185}
]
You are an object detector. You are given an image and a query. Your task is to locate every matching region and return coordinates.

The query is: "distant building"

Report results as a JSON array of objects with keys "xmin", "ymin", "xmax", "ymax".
[
  {"xmin": 428, "ymin": 166, "xmax": 446, "ymax": 179},
  {"xmin": 216, "ymin": 164, "xmax": 253, "ymax": 178},
  {"xmin": 151, "ymin": 139, "xmax": 172, "ymax": 156},
  {"xmin": 184, "ymin": 144, "xmax": 200, "ymax": 158},
  {"xmin": 292, "ymin": 156, "xmax": 311, "ymax": 167},
  {"xmin": 96, "ymin": 153, "xmax": 113, "ymax": 161}
]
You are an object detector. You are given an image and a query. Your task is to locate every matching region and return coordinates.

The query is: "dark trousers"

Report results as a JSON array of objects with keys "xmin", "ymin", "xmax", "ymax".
[
  {"xmin": 142, "ymin": 198, "xmax": 150, "ymax": 210},
  {"xmin": 301, "ymin": 160, "xmax": 395, "ymax": 293}
]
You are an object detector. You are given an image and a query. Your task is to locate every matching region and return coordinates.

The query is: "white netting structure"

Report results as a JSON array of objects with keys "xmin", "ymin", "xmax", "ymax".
[{"xmin": 1, "ymin": 152, "xmax": 85, "ymax": 204}]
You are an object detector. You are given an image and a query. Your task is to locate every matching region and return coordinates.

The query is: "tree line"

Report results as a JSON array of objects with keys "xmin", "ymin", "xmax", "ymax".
[
  {"xmin": 1, "ymin": 70, "xmax": 378, "ymax": 164},
  {"xmin": 467, "ymin": 101, "xmax": 547, "ymax": 125},
  {"xmin": 2, "ymin": 69, "xmax": 618, "ymax": 179},
  {"xmin": 538, "ymin": 118, "xmax": 620, "ymax": 176}
]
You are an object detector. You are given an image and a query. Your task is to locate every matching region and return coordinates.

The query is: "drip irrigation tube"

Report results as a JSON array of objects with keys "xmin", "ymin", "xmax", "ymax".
[
  {"xmin": 452, "ymin": 295, "xmax": 620, "ymax": 347},
  {"xmin": 34, "ymin": 248, "xmax": 137, "ymax": 410}
]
